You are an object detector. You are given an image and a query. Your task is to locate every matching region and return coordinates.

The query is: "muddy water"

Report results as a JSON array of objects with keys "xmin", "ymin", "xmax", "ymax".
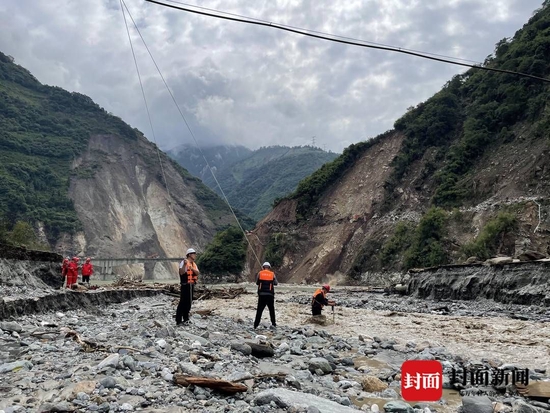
[
  {"xmin": 204, "ymin": 289, "xmax": 550, "ymax": 372},
  {"xmin": 196, "ymin": 287, "xmax": 550, "ymax": 413}
]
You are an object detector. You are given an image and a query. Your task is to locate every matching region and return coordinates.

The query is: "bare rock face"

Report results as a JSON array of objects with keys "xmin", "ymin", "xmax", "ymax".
[
  {"xmin": 62, "ymin": 134, "xmax": 231, "ymax": 279},
  {"xmin": 407, "ymin": 261, "xmax": 550, "ymax": 306},
  {"xmin": 517, "ymin": 250, "xmax": 547, "ymax": 261},
  {"xmin": 0, "ymin": 244, "xmax": 63, "ymax": 289},
  {"xmin": 485, "ymin": 257, "xmax": 514, "ymax": 265},
  {"xmin": 245, "ymin": 110, "xmax": 550, "ymax": 284}
]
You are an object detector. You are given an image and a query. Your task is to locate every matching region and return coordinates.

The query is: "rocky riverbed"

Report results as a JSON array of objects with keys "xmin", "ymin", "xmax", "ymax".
[{"xmin": 1, "ymin": 286, "xmax": 550, "ymax": 413}]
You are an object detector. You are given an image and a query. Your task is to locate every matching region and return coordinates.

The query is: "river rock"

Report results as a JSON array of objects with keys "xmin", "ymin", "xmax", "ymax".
[
  {"xmin": 462, "ymin": 396, "xmax": 494, "ymax": 413},
  {"xmin": 0, "ymin": 322, "xmax": 23, "ymax": 333},
  {"xmin": 361, "ymin": 376, "xmax": 387, "ymax": 392},
  {"xmin": 517, "ymin": 251, "xmax": 546, "ymax": 261},
  {"xmin": 0, "ymin": 360, "xmax": 33, "ymax": 374},
  {"xmin": 254, "ymin": 388, "xmax": 360, "ymax": 412},
  {"xmin": 230, "ymin": 341, "xmax": 252, "ymax": 356},
  {"xmin": 485, "ymin": 257, "xmax": 513, "ymax": 265},
  {"xmin": 245, "ymin": 342, "xmax": 274, "ymax": 358},
  {"xmin": 512, "ymin": 399, "xmax": 550, "ymax": 413},
  {"xmin": 308, "ymin": 357, "xmax": 332, "ymax": 374},
  {"xmin": 97, "ymin": 354, "xmax": 119, "ymax": 369},
  {"xmin": 382, "ymin": 401, "xmax": 414, "ymax": 412}
]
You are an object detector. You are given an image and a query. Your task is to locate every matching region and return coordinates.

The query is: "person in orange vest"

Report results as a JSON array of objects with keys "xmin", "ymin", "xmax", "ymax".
[
  {"xmin": 254, "ymin": 262, "xmax": 278, "ymax": 329},
  {"xmin": 66, "ymin": 257, "xmax": 80, "ymax": 289},
  {"xmin": 176, "ymin": 248, "xmax": 200, "ymax": 326},
  {"xmin": 81, "ymin": 257, "xmax": 94, "ymax": 286},
  {"xmin": 312, "ymin": 284, "xmax": 335, "ymax": 316}
]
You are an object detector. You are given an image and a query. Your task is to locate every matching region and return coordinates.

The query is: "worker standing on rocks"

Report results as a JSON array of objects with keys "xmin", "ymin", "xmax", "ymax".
[
  {"xmin": 66, "ymin": 257, "xmax": 79, "ymax": 289},
  {"xmin": 176, "ymin": 248, "xmax": 200, "ymax": 326},
  {"xmin": 254, "ymin": 262, "xmax": 278, "ymax": 330},
  {"xmin": 61, "ymin": 256, "xmax": 69, "ymax": 281},
  {"xmin": 81, "ymin": 257, "xmax": 93, "ymax": 286},
  {"xmin": 312, "ymin": 284, "xmax": 335, "ymax": 316}
]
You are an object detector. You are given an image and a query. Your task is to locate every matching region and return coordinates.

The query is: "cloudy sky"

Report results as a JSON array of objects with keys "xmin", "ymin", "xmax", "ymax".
[{"xmin": 0, "ymin": 0, "xmax": 543, "ymax": 153}]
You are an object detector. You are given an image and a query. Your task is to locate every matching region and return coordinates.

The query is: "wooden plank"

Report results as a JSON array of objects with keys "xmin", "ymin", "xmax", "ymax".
[{"xmin": 173, "ymin": 374, "xmax": 248, "ymax": 394}]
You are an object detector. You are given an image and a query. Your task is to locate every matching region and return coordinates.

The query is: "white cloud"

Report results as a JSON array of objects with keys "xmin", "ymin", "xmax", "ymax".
[{"xmin": 0, "ymin": 0, "xmax": 543, "ymax": 153}]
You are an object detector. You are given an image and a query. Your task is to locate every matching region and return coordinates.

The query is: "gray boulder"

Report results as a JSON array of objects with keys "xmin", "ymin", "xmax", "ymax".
[{"xmin": 254, "ymin": 388, "xmax": 360, "ymax": 412}]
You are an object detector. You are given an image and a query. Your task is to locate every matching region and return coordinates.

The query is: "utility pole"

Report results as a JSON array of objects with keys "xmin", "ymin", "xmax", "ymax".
[{"xmin": 311, "ymin": 136, "xmax": 316, "ymax": 147}]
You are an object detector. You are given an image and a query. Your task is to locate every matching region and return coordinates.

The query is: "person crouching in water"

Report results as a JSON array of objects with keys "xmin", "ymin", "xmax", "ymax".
[
  {"xmin": 312, "ymin": 284, "xmax": 335, "ymax": 316},
  {"xmin": 81, "ymin": 257, "xmax": 93, "ymax": 286},
  {"xmin": 176, "ymin": 248, "xmax": 200, "ymax": 326},
  {"xmin": 254, "ymin": 262, "xmax": 278, "ymax": 330}
]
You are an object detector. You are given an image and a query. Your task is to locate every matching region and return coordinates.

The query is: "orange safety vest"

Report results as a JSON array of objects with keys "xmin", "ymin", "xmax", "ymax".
[
  {"xmin": 184, "ymin": 260, "xmax": 199, "ymax": 284},
  {"xmin": 258, "ymin": 269, "xmax": 275, "ymax": 292},
  {"xmin": 312, "ymin": 288, "xmax": 326, "ymax": 308}
]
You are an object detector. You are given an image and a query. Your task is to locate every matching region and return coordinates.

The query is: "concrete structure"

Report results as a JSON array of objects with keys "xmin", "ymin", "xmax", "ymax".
[{"xmin": 93, "ymin": 258, "xmax": 185, "ymax": 280}]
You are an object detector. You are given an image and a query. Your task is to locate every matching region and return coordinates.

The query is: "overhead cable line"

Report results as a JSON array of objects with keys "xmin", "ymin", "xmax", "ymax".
[
  {"xmin": 145, "ymin": 0, "xmax": 550, "ymax": 84},
  {"xmin": 119, "ymin": 0, "xmax": 172, "ymax": 207},
  {"xmin": 120, "ymin": 0, "xmax": 263, "ymax": 267},
  {"xmin": 160, "ymin": 0, "xmax": 481, "ymax": 65}
]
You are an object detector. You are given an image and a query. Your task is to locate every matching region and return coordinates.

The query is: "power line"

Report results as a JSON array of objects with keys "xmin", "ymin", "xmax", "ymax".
[
  {"xmin": 119, "ymin": 0, "xmax": 172, "ymax": 208},
  {"xmin": 120, "ymin": 0, "xmax": 263, "ymax": 267},
  {"xmin": 160, "ymin": 0, "xmax": 482, "ymax": 65},
  {"xmin": 145, "ymin": 0, "xmax": 550, "ymax": 84}
]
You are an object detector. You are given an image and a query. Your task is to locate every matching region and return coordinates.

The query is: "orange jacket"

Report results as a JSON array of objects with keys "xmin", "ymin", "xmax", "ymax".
[
  {"xmin": 312, "ymin": 288, "xmax": 328, "ymax": 309},
  {"xmin": 257, "ymin": 269, "xmax": 276, "ymax": 295},
  {"xmin": 181, "ymin": 260, "xmax": 199, "ymax": 284}
]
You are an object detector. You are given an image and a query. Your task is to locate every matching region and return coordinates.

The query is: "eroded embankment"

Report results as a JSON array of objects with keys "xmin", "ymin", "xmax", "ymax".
[
  {"xmin": 0, "ymin": 244, "xmax": 164, "ymax": 320},
  {"xmin": 407, "ymin": 261, "xmax": 550, "ymax": 306},
  {"xmin": 0, "ymin": 244, "xmax": 63, "ymax": 289},
  {"xmin": 0, "ymin": 289, "xmax": 163, "ymax": 320}
]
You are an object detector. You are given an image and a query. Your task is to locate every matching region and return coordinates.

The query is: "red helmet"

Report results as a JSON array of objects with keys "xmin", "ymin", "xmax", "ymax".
[
  {"xmin": 72, "ymin": 256, "xmax": 79, "ymax": 261},
  {"xmin": 322, "ymin": 284, "xmax": 330, "ymax": 292}
]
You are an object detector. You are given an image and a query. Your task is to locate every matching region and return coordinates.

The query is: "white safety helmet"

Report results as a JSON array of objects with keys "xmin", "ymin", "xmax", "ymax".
[
  {"xmin": 262, "ymin": 262, "xmax": 271, "ymax": 268},
  {"xmin": 186, "ymin": 248, "xmax": 196, "ymax": 255}
]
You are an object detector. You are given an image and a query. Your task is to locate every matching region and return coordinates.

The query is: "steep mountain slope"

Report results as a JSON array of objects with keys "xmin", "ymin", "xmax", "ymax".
[
  {"xmin": 167, "ymin": 144, "xmax": 252, "ymax": 183},
  {"xmin": 245, "ymin": 3, "xmax": 550, "ymax": 283},
  {"xmin": 197, "ymin": 146, "xmax": 338, "ymax": 221},
  {"xmin": 0, "ymin": 52, "xmax": 243, "ymax": 276}
]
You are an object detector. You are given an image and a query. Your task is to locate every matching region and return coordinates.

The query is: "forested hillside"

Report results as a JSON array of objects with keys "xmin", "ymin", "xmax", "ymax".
[
  {"xmin": 167, "ymin": 144, "xmax": 252, "ymax": 183},
  {"xmin": 247, "ymin": 2, "xmax": 550, "ymax": 281},
  {"xmin": 203, "ymin": 146, "xmax": 338, "ymax": 221},
  {"xmin": 0, "ymin": 51, "xmax": 249, "ymax": 255}
]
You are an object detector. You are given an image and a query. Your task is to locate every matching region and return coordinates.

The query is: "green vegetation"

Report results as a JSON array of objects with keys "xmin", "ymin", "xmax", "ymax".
[
  {"xmin": 387, "ymin": 3, "xmax": 550, "ymax": 207},
  {"xmin": 264, "ymin": 232, "xmax": 294, "ymax": 268},
  {"xmin": 0, "ymin": 220, "xmax": 49, "ymax": 250},
  {"xmin": 208, "ymin": 146, "xmax": 338, "ymax": 221},
  {"xmin": 196, "ymin": 226, "xmax": 247, "ymax": 274},
  {"xmin": 462, "ymin": 212, "xmax": 517, "ymax": 259},
  {"xmin": 285, "ymin": 133, "xmax": 391, "ymax": 219},
  {"xmin": 348, "ymin": 239, "xmax": 383, "ymax": 279},
  {"xmin": 0, "ymin": 51, "xmax": 248, "ymax": 242},
  {"xmin": 169, "ymin": 145, "xmax": 337, "ymax": 221},
  {"xmin": 0, "ymin": 51, "xmax": 138, "ymax": 241},
  {"xmin": 379, "ymin": 221, "xmax": 416, "ymax": 267},
  {"xmin": 404, "ymin": 207, "xmax": 449, "ymax": 269}
]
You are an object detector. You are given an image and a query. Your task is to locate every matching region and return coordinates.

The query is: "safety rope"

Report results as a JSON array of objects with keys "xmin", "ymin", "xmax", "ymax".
[
  {"xmin": 120, "ymin": 0, "xmax": 263, "ymax": 267},
  {"xmin": 119, "ymin": 0, "xmax": 172, "ymax": 208}
]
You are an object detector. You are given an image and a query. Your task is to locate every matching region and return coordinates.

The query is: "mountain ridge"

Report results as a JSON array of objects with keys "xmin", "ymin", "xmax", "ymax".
[
  {"xmin": 0, "ymin": 51, "xmax": 243, "ymax": 276},
  {"xmin": 169, "ymin": 144, "xmax": 338, "ymax": 221},
  {"xmin": 245, "ymin": 2, "xmax": 550, "ymax": 283}
]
